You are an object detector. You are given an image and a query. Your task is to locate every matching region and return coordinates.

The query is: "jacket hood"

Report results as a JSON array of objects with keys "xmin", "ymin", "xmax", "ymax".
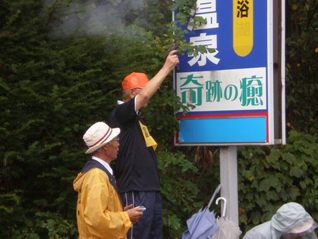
[
  {"xmin": 271, "ymin": 202, "xmax": 313, "ymax": 233},
  {"xmin": 73, "ymin": 172, "xmax": 85, "ymax": 192}
]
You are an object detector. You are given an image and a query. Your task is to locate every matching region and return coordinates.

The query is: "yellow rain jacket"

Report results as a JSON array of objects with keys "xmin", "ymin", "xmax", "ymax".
[{"xmin": 73, "ymin": 168, "xmax": 132, "ymax": 239}]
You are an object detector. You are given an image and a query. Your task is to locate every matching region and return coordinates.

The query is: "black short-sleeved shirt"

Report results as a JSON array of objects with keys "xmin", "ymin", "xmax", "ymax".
[{"xmin": 107, "ymin": 97, "xmax": 160, "ymax": 193}]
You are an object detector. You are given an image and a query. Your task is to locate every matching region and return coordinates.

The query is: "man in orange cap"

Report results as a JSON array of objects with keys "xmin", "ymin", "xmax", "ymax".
[{"xmin": 108, "ymin": 50, "xmax": 179, "ymax": 239}]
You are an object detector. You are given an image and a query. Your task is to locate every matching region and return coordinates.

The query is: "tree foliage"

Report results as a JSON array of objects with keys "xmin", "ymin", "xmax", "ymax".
[
  {"xmin": 285, "ymin": 0, "xmax": 318, "ymax": 134},
  {"xmin": 0, "ymin": 0, "xmax": 317, "ymax": 238},
  {"xmin": 239, "ymin": 130, "xmax": 318, "ymax": 232}
]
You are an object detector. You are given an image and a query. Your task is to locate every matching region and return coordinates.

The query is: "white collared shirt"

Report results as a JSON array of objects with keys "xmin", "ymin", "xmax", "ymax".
[{"xmin": 92, "ymin": 156, "xmax": 113, "ymax": 175}]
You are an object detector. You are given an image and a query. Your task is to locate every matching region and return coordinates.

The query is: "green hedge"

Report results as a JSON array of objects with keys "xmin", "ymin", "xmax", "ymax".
[{"xmin": 1, "ymin": 0, "xmax": 317, "ymax": 238}]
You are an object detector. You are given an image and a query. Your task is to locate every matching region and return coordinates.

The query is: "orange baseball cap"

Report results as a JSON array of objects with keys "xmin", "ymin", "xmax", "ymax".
[{"xmin": 122, "ymin": 72, "xmax": 149, "ymax": 90}]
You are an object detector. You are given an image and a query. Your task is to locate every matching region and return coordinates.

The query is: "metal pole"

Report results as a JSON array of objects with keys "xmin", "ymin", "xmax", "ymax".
[{"xmin": 220, "ymin": 146, "xmax": 239, "ymax": 225}]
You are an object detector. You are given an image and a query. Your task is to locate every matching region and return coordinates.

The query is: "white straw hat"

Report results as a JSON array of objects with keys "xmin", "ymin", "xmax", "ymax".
[{"xmin": 83, "ymin": 122, "xmax": 120, "ymax": 154}]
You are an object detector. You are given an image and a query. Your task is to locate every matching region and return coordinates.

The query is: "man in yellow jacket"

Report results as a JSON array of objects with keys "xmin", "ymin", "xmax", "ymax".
[{"xmin": 73, "ymin": 121, "xmax": 144, "ymax": 239}]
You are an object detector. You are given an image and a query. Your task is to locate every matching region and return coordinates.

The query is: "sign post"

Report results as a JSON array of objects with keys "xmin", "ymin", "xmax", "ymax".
[
  {"xmin": 174, "ymin": 0, "xmax": 285, "ymax": 230},
  {"xmin": 220, "ymin": 146, "xmax": 238, "ymax": 224}
]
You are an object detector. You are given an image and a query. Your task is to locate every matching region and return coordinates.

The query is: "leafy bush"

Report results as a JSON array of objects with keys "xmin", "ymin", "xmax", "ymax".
[
  {"xmin": 1, "ymin": 0, "xmax": 317, "ymax": 238},
  {"xmin": 239, "ymin": 130, "xmax": 318, "ymax": 233}
]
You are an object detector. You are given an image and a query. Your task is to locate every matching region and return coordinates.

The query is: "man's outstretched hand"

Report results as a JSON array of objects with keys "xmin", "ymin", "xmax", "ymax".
[{"xmin": 163, "ymin": 50, "xmax": 179, "ymax": 72}]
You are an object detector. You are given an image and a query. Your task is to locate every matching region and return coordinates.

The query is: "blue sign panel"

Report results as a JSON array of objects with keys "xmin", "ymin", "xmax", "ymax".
[
  {"xmin": 178, "ymin": 117, "xmax": 266, "ymax": 143},
  {"xmin": 175, "ymin": 0, "xmax": 274, "ymax": 145},
  {"xmin": 177, "ymin": 0, "xmax": 267, "ymax": 72}
]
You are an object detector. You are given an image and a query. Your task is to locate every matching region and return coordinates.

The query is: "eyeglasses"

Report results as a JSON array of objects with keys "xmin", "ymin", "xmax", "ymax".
[
  {"xmin": 101, "ymin": 137, "xmax": 119, "ymax": 149},
  {"xmin": 131, "ymin": 88, "xmax": 142, "ymax": 93}
]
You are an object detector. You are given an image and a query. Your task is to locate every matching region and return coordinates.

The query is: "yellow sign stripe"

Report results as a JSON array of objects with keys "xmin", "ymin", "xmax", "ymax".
[{"xmin": 233, "ymin": 0, "xmax": 254, "ymax": 57}]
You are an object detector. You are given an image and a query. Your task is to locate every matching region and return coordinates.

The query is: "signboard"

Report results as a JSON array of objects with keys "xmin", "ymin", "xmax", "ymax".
[{"xmin": 174, "ymin": 0, "xmax": 285, "ymax": 145}]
